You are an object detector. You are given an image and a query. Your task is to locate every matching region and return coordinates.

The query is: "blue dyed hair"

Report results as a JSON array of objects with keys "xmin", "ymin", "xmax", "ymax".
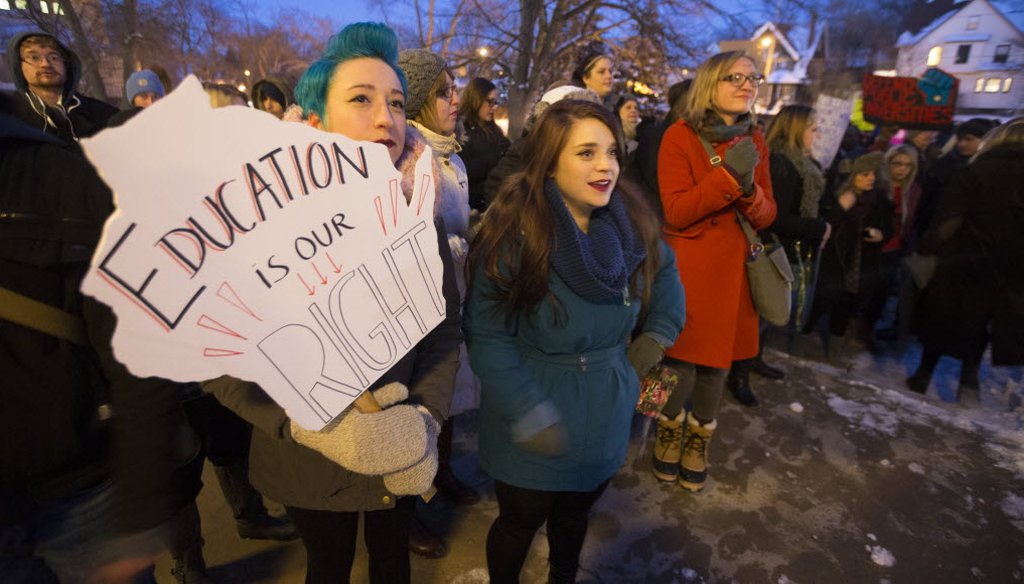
[{"xmin": 295, "ymin": 22, "xmax": 408, "ymax": 122}]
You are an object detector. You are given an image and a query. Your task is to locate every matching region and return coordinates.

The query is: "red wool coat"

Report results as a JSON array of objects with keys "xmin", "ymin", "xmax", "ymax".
[{"xmin": 657, "ymin": 121, "xmax": 777, "ymax": 368}]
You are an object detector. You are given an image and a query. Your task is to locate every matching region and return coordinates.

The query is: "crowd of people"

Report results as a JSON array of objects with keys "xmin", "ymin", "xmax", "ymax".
[{"xmin": 2, "ymin": 20, "xmax": 1022, "ymax": 584}]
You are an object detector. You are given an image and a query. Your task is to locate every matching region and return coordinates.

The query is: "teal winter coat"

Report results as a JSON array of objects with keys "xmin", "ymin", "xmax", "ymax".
[{"xmin": 465, "ymin": 239, "xmax": 685, "ymax": 491}]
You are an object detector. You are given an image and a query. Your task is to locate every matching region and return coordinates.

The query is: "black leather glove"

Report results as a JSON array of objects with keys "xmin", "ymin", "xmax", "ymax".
[
  {"xmin": 723, "ymin": 137, "xmax": 758, "ymax": 193},
  {"xmin": 518, "ymin": 422, "xmax": 568, "ymax": 457},
  {"xmin": 627, "ymin": 333, "xmax": 666, "ymax": 379}
]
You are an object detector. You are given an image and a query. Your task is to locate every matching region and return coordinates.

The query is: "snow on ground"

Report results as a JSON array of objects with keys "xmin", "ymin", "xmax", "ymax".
[{"xmin": 764, "ymin": 346, "xmax": 1024, "ymax": 483}]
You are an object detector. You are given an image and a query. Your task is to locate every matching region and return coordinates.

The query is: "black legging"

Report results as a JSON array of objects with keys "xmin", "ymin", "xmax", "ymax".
[
  {"xmin": 285, "ymin": 498, "xmax": 414, "ymax": 584},
  {"xmin": 487, "ymin": 479, "xmax": 610, "ymax": 584}
]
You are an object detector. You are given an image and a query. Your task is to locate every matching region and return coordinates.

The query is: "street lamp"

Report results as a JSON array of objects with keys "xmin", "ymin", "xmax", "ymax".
[{"xmin": 478, "ymin": 47, "xmax": 489, "ymax": 58}]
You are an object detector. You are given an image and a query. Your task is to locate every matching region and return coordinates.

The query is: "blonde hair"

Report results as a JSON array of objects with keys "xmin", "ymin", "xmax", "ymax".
[
  {"xmin": 883, "ymin": 144, "xmax": 918, "ymax": 191},
  {"xmin": 973, "ymin": 117, "xmax": 1024, "ymax": 161},
  {"xmin": 766, "ymin": 105, "xmax": 815, "ymax": 154},
  {"xmin": 681, "ymin": 51, "xmax": 758, "ymax": 132},
  {"xmin": 414, "ymin": 70, "xmax": 453, "ymax": 135}
]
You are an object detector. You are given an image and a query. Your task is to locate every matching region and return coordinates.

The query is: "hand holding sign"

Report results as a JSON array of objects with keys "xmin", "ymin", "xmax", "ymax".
[{"xmin": 80, "ymin": 76, "xmax": 445, "ymax": 430}]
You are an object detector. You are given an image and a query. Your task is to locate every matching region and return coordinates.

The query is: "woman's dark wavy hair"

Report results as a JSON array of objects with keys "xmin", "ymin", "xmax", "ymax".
[
  {"xmin": 459, "ymin": 77, "xmax": 501, "ymax": 137},
  {"xmin": 469, "ymin": 99, "xmax": 662, "ymax": 322}
]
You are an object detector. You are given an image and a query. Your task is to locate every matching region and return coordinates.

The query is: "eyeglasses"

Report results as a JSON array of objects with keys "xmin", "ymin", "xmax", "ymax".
[
  {"xmin": 485, "ymin": 98, "xmax": 498, "ymax": 106},
  {"xmin": 720, "ymin": 73, "xmax": 765, "ymax": 87},
  {"xmin": 437, "ymin": 85, "xmax": 457, "ymax": 101},
  {"xmin": 21, "ymin": 52, "xmax": 65, "ymax": 66}
]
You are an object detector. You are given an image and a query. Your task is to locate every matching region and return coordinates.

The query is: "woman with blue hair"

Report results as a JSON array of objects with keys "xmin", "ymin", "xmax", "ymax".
[{"xmin": 203, "ymin": 22, "xmax": 462, "ymax": 583}]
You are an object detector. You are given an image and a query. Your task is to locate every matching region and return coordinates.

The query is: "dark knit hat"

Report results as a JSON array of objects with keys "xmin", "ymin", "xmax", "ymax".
[
  {"xmin": 850, "ymin": 151, "xmax": 884, "ymax": 175},
  {"xmin": 398, "ymin": 49, "xmax": 447, "ymax": 120},
  {"xmin": 956, "ymin": 117, "xmax": 997, "ymax": 139},
  {"xmin": 125, "ymin": 69, "xmax": 165, "ymax": 103}
]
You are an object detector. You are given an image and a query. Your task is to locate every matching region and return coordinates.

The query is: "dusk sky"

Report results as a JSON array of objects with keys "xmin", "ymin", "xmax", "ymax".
[{"xmin": 256, "ymin": 0, "xmax": 390, "ymax": 26}]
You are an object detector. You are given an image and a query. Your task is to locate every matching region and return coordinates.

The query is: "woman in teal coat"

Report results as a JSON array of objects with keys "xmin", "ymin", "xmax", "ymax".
[{"xmin": 465, "ymin": 100, "xmax": 685, "ymax": 584}]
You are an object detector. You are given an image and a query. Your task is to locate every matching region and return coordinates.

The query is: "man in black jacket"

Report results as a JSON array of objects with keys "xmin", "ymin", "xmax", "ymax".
[
  {"xmin": 0, "ymin": 96, "xmax": 181, "ymax": 583},
  {"xmin": 5, "ymin": 31, "xmax": 117, "ymax": 143}
]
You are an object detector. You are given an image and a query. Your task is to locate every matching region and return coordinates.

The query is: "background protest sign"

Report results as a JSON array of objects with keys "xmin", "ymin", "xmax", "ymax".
[
  {"xmin": 80, "ymin": 76, "xmax": 443, "ymax": 430},
  {"xmin": 861, "ymin": 68, "xmax": 958, "ymax": 130},
  {"xmin": 810, "ymin": 94, "xmax": 854, "ymax": 169}
]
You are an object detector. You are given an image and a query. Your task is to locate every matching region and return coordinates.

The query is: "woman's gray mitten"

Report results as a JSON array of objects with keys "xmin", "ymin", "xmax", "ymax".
[
  {"xmin": 290, "ymin": 388, "xmax": 427, "ymax": 475},
  {"xmin": 723, "ymin": 137, "xmax": 758, "ymax": 192},
  {"xmin": 383, "ymin": 409, "xmax": 441, "ymax": 495},
  {"xmin": 627, "ymin": 333, "xmax": 665, "ymax": 378}
]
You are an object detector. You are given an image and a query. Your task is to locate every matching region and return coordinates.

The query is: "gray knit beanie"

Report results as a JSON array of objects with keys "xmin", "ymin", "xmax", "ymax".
[
  {"xmin": 398, "ymin": 49, "xmax": 447, "ymax": 120},
  {"xmin": 850, "ymin": 151, "xmax": 884, "ymax": 175}
]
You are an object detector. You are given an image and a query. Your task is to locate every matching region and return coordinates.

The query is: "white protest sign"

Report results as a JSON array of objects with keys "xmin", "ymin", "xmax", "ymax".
[
  {"xmin": 810, "ymin": 94, "xmax": 854, "ymax": 169},
  {"xmin": 80, "ymin": 76, "xmax": 443, "ymax": 430}
]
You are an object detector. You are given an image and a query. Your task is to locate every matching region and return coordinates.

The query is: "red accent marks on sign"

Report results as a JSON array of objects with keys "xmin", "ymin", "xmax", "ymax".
[
  {"xmin": 390, "ymin": 179, "xmax": 400, "ymax": 227},
  {"xmin": 203, "ymin": 348, "xmax": 244, "ymax": 357},
  {"xmin": 217, "ymin": 282, "xmax": 262, "ymax": 321},
  {"xmin": 416, "ymin": 174, "xmax": 431, "ymax": 216},
  {"xmin": 326, "ymin": 252, "xmax": 342, "ymax": 274},
  {"xmin": 197, "ymin": 314, "xmax": 247, "ymax": 340},
  {"xmin": 297, "ymin": 273, "xmax": 315, "ymax": 296},
  {"xmin": 95, "ymin": 269, "xmax": 171, "ymax": 332},
  {"xmin": 312, "ymin": 262, "xmax": 328, "ymax": 284}
]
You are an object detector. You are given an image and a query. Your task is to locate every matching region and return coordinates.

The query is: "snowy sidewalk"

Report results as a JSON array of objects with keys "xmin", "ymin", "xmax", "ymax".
[{"xmin": 156, "ymin": 346, "xmax": 1024, "ymax": 583}]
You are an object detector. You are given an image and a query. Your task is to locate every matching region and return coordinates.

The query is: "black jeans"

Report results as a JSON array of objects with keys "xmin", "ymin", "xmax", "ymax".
[
  {"xmin": 286, "ymin": 498, "xmax": 414, "ymax": 584},
  {"xmin": 487, "ymin": 479, "xmax": 609, "ymax": 584}
]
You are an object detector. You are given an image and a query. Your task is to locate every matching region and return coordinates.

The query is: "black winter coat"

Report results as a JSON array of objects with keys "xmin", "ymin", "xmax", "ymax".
[
  {"xmin": 914, "ymin": 144, "xmax": 1024, "ymax": 365},
  {"xmin": 816, "ymin": 186, "xmax": 894, "ymax": 303},
  {"xmin": 766, "ymin": 153, "xmax": 829, "ymax": 263},
  {"xmin": 0, "ymin": 110, "xmax": 180, "ymax": 533},
  {"xmin": 460, "ymin": 121, "xmax": 510, "ymax": 212}
]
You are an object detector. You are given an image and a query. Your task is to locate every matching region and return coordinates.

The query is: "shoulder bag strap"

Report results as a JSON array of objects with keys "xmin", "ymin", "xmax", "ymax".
[{"xmin": 0, "ymin": 285, "xmax": 89, "ymax": 345}]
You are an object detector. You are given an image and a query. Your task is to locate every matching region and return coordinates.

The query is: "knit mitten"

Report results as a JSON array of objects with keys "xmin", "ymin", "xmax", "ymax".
[
  {"xmin": 723, "ymin": 137, "xmax": 758, "ymax": 193},
  {"xmin": 627, "ymin": 333, "xmax": 665, "ymax": 379},
  {"xmin": 383, "ymin": 409, "xmax": 441, "ymax": 495},
  {"xmin": 290, "ymin": 383, "xmax": 428, "ymax": 475}
]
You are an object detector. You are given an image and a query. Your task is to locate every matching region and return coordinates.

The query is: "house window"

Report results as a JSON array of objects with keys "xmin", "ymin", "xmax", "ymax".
[
  {"xmin": 15, "ymin": 0, "xmax": 26, "ymax": 9},
  {"xmin": 1003, "ymin": 78, "xmax": 1013, "ymax": 93},
  {"xmin": 984, "ymin": 78, "xmax": 1002, "ymax": 92},
  {"xmin": 967, "ymin": 16, "xmax": 980, "ymax": 30},
  {"xmin": 975, "ymin": 78, "xmax": 985, "ymax": 92},
  {"xmin": 39, "ymin": 0, "xmax": 47, "ymax": 12},
  {"xmin": 927, "ymin": 46, "xmax": 942, "ymax": 66},
  {"xmin": 994, "ymin": 44, "xmax": 1010, "ymax": 64},
  {"xmin": 0, "ymin": 0, "xmax": 10, "ymax": 9},
  {"xmin": 955, "ymin": 44, "xmax": 971, "ymax": 64}
]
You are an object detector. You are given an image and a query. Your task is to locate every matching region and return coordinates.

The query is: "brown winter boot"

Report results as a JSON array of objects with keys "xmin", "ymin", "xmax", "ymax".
[
  {"xmin": 652, "ymin": 412, "xmax": 685, "ymax": 482},
  {"xmin": 679, "ymin": 413, "xmax": 716, "ymax": 492}
]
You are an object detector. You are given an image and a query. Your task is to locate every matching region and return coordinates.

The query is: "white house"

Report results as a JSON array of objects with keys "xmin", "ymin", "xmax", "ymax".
[{"xmin": 896, "ymin": 0, "xmax": 1023, "ymax": 119}]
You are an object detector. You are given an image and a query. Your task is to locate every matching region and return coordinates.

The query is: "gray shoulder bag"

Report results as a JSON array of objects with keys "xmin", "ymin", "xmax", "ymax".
[{"xmin": 696, "ymin": 135, "xmax": 794, "ymax": 326}]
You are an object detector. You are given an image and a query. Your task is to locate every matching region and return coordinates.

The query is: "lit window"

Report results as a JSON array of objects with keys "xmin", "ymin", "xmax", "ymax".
[
  {"xmin": 15, "ymin": 0, "xmax": 26, "ymax": 9},
  {"xmin": 994, "ymin": 44, "xmax": 1010, "ymax": 64},
  {"xmin": 927, "ymin": 46, "xmax": 942, "ymax": 66},
  {"xmin": 967, "ymin": 16, "xmax": 980, "ymax": 30},
  {"xmin": 1003, "ymin": 78, "xmax": 1013, "ymax": 93},
  {"xmin": 54, "ymin": 2, "xmax": 62, "ymax": 13},
  {"xmin": 39, "ymin": 0, "xmax": 47, "ymax": 12},
  {"xmin": 955, "ymin": 44, "xmax": 971, "ymax": 64},
  {"xmin": 975, "ymin": 78, "xmax": 985, "ymax": 92},
  {"xmin": 0, "ymin": 0, "xmax": 10, "ymax": 9},
  {"xmin": 984, "ymin": 78, "xmax": 1001, "ymax": 92}
]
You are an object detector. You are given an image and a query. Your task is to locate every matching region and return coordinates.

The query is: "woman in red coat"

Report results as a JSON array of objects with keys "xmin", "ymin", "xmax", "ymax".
[{"xmin": 652, "ymin": 51, "xmax": 776, "ymax": 492}]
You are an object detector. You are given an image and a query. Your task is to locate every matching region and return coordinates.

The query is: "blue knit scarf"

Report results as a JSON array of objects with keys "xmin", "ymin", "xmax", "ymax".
[{"xmin": 544, "ymin": 179, "xmax": 646, "ymax": 303}]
